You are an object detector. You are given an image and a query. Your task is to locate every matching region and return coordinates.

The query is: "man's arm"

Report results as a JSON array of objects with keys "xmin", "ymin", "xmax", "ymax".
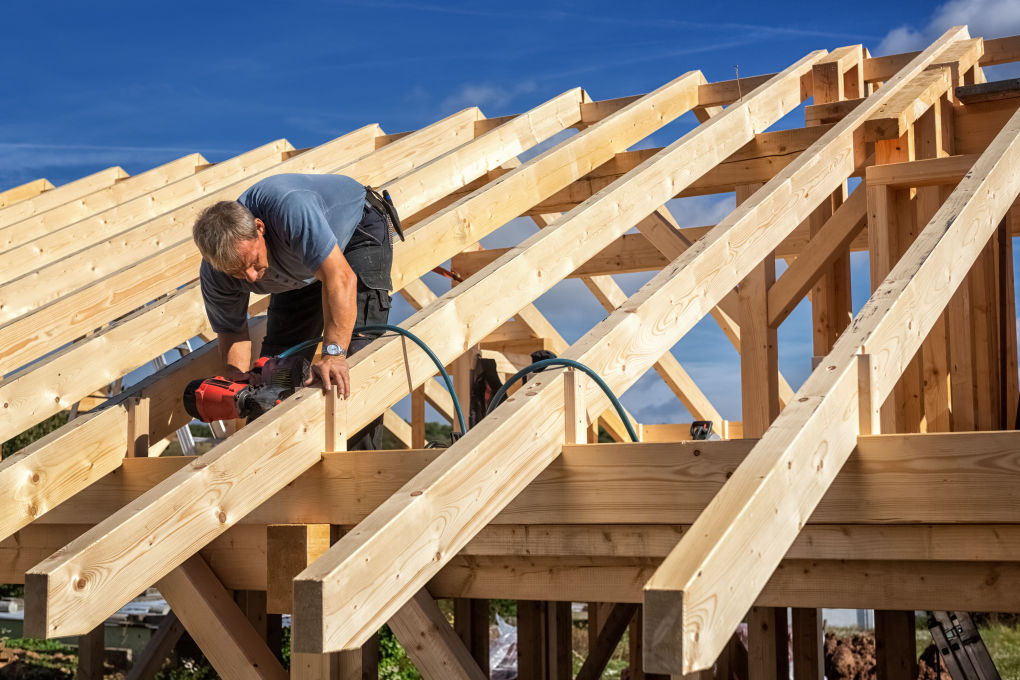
[
  {"xmin": 309, "ymin": 244, "xmax": 358, "ymax": 397},
  {"xmin": 218, "ymin": 326, "xmax": 252, "ymax": 381}
]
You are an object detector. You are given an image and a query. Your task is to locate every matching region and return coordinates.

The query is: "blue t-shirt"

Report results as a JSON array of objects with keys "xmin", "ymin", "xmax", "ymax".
[{"xmin": 200, "ymin": 174, "xmax": 366, "ymax": 333}]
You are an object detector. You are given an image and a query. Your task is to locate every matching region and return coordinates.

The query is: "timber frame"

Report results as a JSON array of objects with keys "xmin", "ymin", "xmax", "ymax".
[{"xmin": 4, "ymin": 26, "xmax": 1020, "ymax": 680}]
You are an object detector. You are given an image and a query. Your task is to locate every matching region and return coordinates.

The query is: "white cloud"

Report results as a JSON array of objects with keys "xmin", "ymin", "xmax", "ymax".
[
  {"xmin": 441, "ymin": 81, "xmax": 537, "ymax": 114},
  {"xmin": 878, "ymin": 0, "xmax": 1020, "ymax": 55}
]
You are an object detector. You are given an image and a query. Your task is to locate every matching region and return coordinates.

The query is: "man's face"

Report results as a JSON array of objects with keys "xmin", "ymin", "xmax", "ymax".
[{"xmin": 226, "ymin": 218, "xmax": 269, "ymax": 282}]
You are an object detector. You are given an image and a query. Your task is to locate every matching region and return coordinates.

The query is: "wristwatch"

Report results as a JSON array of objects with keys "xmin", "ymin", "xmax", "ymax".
[{"xmin": 322, "ymin": 343, "xmax": 347, "ymax": 357}]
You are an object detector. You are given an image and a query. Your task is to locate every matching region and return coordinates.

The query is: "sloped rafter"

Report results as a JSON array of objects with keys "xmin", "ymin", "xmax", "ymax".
[
  {"xmin": 0, "ymin": 167, "xmax": 127, "ymax": 228},
  {"xmin": 286, "ymin": 51, "xmax": 823, "ymax": 654},
  {"xmin": 639, "ymin": 26, "xmax": 1020, "ymax": 676},
  {"xmin": 21, "ymin": 72, "xmax": 708, "ymax": 638}
]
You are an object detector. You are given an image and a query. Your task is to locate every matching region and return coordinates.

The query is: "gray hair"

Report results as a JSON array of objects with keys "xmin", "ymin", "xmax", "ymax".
[{"xmin": 192, "ymin": 201, "xmax": 258, "ymax": 271}]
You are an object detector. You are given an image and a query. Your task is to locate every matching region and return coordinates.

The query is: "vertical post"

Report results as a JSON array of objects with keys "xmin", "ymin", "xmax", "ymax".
[
  {"xmin": 1001, "ymin": 210, "xmax": 1019, "ymax": 426},
  {"xmin": 564, "ymin": 368, "xmax": 587, "ymax": 445},
  {"xmin": 630, "ymin": 606, "xmax": 670, "ymax": 680},
  {"xmin": 267, "ymin": 524, "xmax": 331, "ymax": 615},
  {"xmin": 411, "ymin": 385, "xmax": 426, "ymax": 448},
  {"xmin": 791, "ymin": 608, "xmax": 823, "ymax": 680},
  {"xmin": 875, "ymin": 610, "xmax": 918, "ymax": 680},
  {"xmin": 455, "ymin": 599, "xmax": 490, "ymax": 677},
  {"xmin": 76, "ymin": 624, "xmax": 105, "ymax": 680},
  {"xmin": 325, "ymin": 386, "xmax": 348, "ymax": 452},
  {"xmin": 547, "ymin": 602, "xmax": 572, "ymax": 680},
  {"xmin": 452, "ymin": 349, "xmax": 476, "ymax": 435},
  {"xmin": 519, "ymin": 600, "xmax": 548, "ymax": 680},
  {"xmin": 126, "ymin": 396, "xmax": 151, "ymax": 457},
  {"xmin": 858, "ymin": 353, "xmax": 880, "ymax": 436},
  {"xmin": 748, "ymin": 607, "xmax": 788, "ymax": 680}
]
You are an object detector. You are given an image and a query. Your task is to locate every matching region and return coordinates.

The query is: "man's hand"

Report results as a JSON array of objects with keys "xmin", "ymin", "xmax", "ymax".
[{"xmin": 307, "ymin": 354, "xmax": 351, "ymax": 398}]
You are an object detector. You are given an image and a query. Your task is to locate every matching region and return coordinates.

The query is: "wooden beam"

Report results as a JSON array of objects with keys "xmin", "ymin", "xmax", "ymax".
[
  {"xmin": 643, "ymin": 27, "xmax": 1020, "ymax": 676},
  {"xmin": 153, "ymin": 555, "xmax": 287, "ymax": 680},
  {"xmin": 864, "ymin": 67, "xmax": 953, "ymax": 141},
  {"xmin": 390, "ymin": 71, "xmax": 705, "ymax": 291},
  {"xmin": 874, "ymin": 610, "xmax": 919, "ymax": 680},
  {"xmin": 0, "ymin": 178, "xmax": 55, "ymax": 209},
  {"xmin": 0, "ymin": 167, "xmax": 127, "ymax": 229},
  {"xmin": 289, "ymin": 51, "xmax": 823, "ymax": 655},
  {"xmin": 791, "ymin": 607, "xmax": 822, "ymax": 680},
  {"xmin": 0, "ymin": 153, "xmax": 205, "ymax": 253},
  {"xmin": 576, "ymin": 603, "xmax": 638, "ymax": 680},
  {"xmin": 385, "ymin": 590, "xmax": 487, "ymax": 680},
  {"xmin": 125, "ymin": 612, "xmax": 185, "ymax": 680},
  {"xmin": 76, "ymin": 623, "xmax": 106, "ymax": 680},
  {"xmin": 266, "ymin": 524, "xmax": 331, "ymax": 614}
]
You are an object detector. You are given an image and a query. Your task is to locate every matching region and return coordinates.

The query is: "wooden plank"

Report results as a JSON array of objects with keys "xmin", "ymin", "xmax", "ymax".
[
  {"xmin": 865, "ymin": 68, "xmax": 953, "ymax": 141},
  {"xmin": 386, "ymin": 590, "xmax": 487, "ymax": 680},
  {"xmin": 266, "ymin": 524, "xmax": 331, "ymax": 614},
  {"xmin": 152, "ymin": 555, "xmax": 287, "ymax": 680},
  {"xmin": 576, "ymin": 603, "xmax": 638, "ymax": 680},
  {"xmin": 454, "ymin": 599, "xmax": 490, "ymax": 677},
  {"xmin": 767, "ymin": 186, "xmax": 866, "ymax": 328},
  {"xmin": 430, "ymin": 557, "xmax": 1020, "ymax": 614},
  {"xmin": 699, "ymin": 74, "xmax": 776, "ymax": 107},
  {"xmin": 865, "ymin": 152, "xmax": 977, "ymax": 187},
  {"xmin": 642, "ymin": 27, "xmax": 1020, "ymax": 676},
  {"xmin": 957, "ymin": 77, "xmax": 1020, "ymax": 104},
  {"xmin": 391, "ymin": 71, "xmax": 706, "ymax": 291},
  {"xmin": 747, "ymin": 606, "xmax": 786, "ymax": 680},
  {"xmin": 875, "ymin": 610, "xmax": 919, "ymax": 680},
  {"xmin": 125, "ymin": 613, "xmax": 185, "ymax": 680},
  {"xmin": 289, "ymin": 51, "xmax": 824, "ymax": 654},
  {"xmin": 0, "ymin": 167, "xmax": 126, "ymax": 228},
  {"xmin": 791, "ymin": 608, "xmax": 822, "ymax": 680},
  {"xmin": 0, "ymin": 153, "xmax": 206, "ymax": 249},
  {"xmin": 383, "ymin": 410, "xmax": 412, "ymax": 449},
  {"xmin": 0, "ymin": 178, "xmax": 54, "ymax": 208},
  {"xmin": 76, "ymin": 623, "xmax": 106, "ymax": 680},
  {"xmin": 0, "ymin": 109, "xmax": 470, "ymax": 375},
  {"xmin": 0, "ymin": 140, "xmax": 288, "ymax": 274}
]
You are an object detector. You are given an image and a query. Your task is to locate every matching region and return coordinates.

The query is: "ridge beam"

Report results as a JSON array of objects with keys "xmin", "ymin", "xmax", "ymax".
[{"xmin": 288, "ymin": 50, "xmax": 825, "ymax": 655}]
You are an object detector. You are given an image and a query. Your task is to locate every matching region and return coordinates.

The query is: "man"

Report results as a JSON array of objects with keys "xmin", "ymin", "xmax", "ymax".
[{"xmin": 192, "ymin": 173, "xmax": 394, "ymax": 448}]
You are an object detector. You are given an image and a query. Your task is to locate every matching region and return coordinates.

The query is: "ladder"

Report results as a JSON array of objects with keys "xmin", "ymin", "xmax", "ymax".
[{"xmin": 928, "ymin": 611, "xmax": 1000, "ymax": 680}]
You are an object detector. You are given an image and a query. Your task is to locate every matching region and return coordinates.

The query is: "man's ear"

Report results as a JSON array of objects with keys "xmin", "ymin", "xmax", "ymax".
[{"xmin": 254, "ymin": 218, "xmax": 265, "ymax": 236}]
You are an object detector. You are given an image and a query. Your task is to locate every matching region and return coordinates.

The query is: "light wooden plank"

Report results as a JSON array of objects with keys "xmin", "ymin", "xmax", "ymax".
[
  {"xmin": 383, "ymin": 410, "xmax": 413, "ymax": 449},
  {"xmin": 391, "ymin": 71, "xmax": 706, "ymax": 291},
  {"xmin": 642, "ymin": 27, "xmax": 1020, "ymax": 676},
  {"xmin": 0, "ymin": 153, "xmax": 206, "ymax": 249},
  {"xmin": 864, "ymin": 67, "xmax": 953, "ymax": 141},
  {"xmin": 0, "ymin": 178, "xmax": 55, "ymax": 208},
  {"xmin": 385, "ymin": 590, "xmax": 487, "ymax": 680},
  {"xmin": 0, "ymin": 167, "xmax": 126, "ymax": 228},
  {"xmin": 152, "ymin": 555, "xmax": 287, "ymax": 680},
  {"xmin": 288, "ymin": 52, "xmax": 824, "ymax": 654}
]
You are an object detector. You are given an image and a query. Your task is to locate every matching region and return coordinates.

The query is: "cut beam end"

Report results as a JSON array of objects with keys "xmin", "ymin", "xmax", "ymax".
[
  {"xmin": 290, "ymin": 577, "xmax": 326, "ymax": 654},
  {"xmin": 642, "ymin": 587, "xmax": 690, "ymax": 675}
]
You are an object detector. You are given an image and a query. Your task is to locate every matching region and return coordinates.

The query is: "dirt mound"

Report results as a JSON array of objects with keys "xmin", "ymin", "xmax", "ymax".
[
  {"xmin": 917, "ymin": 642, "xmax": 950, "ymax": 680},
  {"xmin": 824, "ymin": 631, "xmax": 877, "ymax": 680}
]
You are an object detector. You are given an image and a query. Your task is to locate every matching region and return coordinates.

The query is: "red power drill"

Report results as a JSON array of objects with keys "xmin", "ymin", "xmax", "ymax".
[{"xmin": 182, "ymin": 355, "xmax": 310, "ymax": 422}]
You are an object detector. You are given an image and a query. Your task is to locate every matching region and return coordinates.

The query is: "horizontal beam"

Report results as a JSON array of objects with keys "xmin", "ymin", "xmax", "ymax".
[{"xmin": 23, "ymin": 432, "xmax": 1020, "ymax": 529}]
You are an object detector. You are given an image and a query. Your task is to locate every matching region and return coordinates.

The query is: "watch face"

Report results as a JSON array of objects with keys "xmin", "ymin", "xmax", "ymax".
[{"xmin": 324, "ymin": 343, "xmax": 346, "ymax": 356}]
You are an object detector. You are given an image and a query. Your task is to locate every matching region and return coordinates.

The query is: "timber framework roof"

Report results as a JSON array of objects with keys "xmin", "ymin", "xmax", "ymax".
[{"xmin": 4, "ymin": 25, "xmax": 1020, "ymax": 679}]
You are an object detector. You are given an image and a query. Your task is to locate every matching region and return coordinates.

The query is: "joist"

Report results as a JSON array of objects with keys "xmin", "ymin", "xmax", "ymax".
[
  {"xmin": 0, "ymin": 178, "xmax": 54, "ymax": 208},
  {"xmin": 20, "ymin": 79, "xmax": 705, "ymax": 637},
  {"xmin": 0, "ymin": 167, "xmax": 127, "ymax": 228},
  {"xmin": 0, "ymin": 110, "xmax": 473, "ymax": 375},
  {"xmin": 0, "ymin": 153, "xmax": 206, "ymax": 248},
  {"xmin": 286, "ymin": 52, "xmax": 823, "ymax": 654},
  {"xmin": 16, "ymin": 431, "xmax": 1020, "ymax": 531},
  {"xmin": 643, "ymin": 27, "xmax": 1020, "ymax": 676}
]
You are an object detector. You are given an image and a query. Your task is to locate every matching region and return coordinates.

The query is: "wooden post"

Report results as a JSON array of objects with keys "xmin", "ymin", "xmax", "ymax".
[
  {"xmin": 126, "ymin": 396, "xmax": 150, "ymax": 457},
  {"xmin": 518, "ymin": 600, "xmax": 547, "ymax": 680},
  {"xmin": 411, "ymin": 385, "xmax": 426, "ymax": 448},
  {"xmin": 747, "ymin": 607, "xmax": 788, "ymax": 680},
  {"xmin": 791, "ymin": 608, "xmax": 823, "ymax": 680},
  {"xmin": 267, "ymin": 524, "xmax": 331, "ymax": 615},
  {"xmin": 577, "ymin": 603, "xmax": 639, "ymax": 680},
  {"xmin": 325, "ymin": 387, "xmax": 347, "ymax": 452},
  {"xmin": 874, "ymin": 610, "xmax": 918, "ymax": 680},
  {"xmin": 76, "ymin": 624, "xmax": 105, "ymax": 680},
  {"xmin": 547, "ymin": 602, "xmax": 572, "ymax": 680},
  {"xmin": 234, "ymin": 590, "xmax": 269, "ymax": 641},
  {"xmin": 454, "ymin": 598, "xmax": 490, "ymax": 677},
  {"xmin": 630, "ymin": 606, "xmax": 670, "ymax": 680}
]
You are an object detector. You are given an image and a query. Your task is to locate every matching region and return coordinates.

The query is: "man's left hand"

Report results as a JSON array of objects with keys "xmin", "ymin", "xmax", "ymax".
[{"xmin": 307, "ymin": 355, "xmax": 351, "ymax": 398}]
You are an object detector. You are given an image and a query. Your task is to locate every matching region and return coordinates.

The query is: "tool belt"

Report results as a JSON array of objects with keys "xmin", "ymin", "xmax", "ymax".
[{"xmin": 364, "ymin": 185, "xmax": 405, "ymax": 243}]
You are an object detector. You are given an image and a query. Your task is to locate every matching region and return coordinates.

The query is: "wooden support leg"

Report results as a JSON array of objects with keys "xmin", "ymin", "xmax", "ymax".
[
  {"xmin": 452, "ymin": 348, "xmax": 477, "ymax": 435},
  {"xmin": 325, "ymin": 387, "xmax": 348, "ymax": 452},
  {"xmin": 454, "ymin": 598, "xmax": 490, "ymax": 677},
  {"xmin": 411, "ymin": 385, "xmax": 426, "ymax": 448},
  {"xmin": 747, "ymin": 607, "xmax": 787, "ymax": 680},
  {"xmin": 547, "ymin": 601, "xmax": 572, "ymax": 680},
  {"xmin": 791, "ymin": 608, "xmax": 822, "ymax": 680},
  {"xmin": 126, "ymin": 396, "xmax": 151, "ymax": 458},
  {"xmin": 76, "ymin": 623, "xmax": 105, "ymax": 680},
  {"xmin": 518, "ymin": 600, "xmax": 548, "ymax": 680},
  {"xmin": 234, "ymin": 590, "xmax": 270, "ymax": 641},
  {"xmin": 267, "ymin": 524, "xmax": 332, "ymax": 615},
  {"xmin": 125, "ymin": 613, "xmax": 185, "ymax": 680},
  {"xmin": 157, "ymin": 555, "xmax": 287, "ymax": 680},
  {"xmin": 388, "ymin": 590, "xmax": 486, "ymax": 680},
  {"xmin": 631, "ymin": 606, "xmax": 670, "ymax": 680},
  {"xmin": 577, "ymin": 603, "xmax": 639, "ymax": 680},
  {"xmin": 875, "ymin": 610, "xmax": 918, "ymax": 680},
  {"xmin": 1001, "ymin": 213, "xmax": 1019, "ymax": 425},
  {"xmin": 971, "ymin": 237, "xmax": 1001, "ymax": 430},
  {"xmin": 717, "ymin": 632, "xmax": 749, "ymax": 680}
]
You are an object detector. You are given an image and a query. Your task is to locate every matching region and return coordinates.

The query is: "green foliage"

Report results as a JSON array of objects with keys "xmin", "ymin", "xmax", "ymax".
[
  {"xmin": 2, "ymin": 638, "xmax": 74, "ymax": 654},
  {"xmin": 1, "ymin": 412, "xmax": 68, "ymax": 459},
  {"xmin": 490, "ymin": 599, "xmax": 516, "ymax": 620},
  {"xmin": 154, "ymin": 657, "xmax": 220, "ymax": 680},
  {"xmin": 424, "ymin": 421, "xmax": 454, "ymax": 447},
  {"xmin": 189, "ymin": 423, "xmax": 213, "ymax": 438},
  {"xmin": 378, "ymin": 625, "xmax": 422, "ymax": 680},
  {"xmin": 0, "ymin": 583, "xmax": 24, "ymax": 598}
]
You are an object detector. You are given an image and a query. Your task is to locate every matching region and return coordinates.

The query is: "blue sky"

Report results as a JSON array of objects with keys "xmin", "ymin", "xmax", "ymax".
[{"xmin": 6, "ymin": 0, "xmax": 1020, "ymax": 426}]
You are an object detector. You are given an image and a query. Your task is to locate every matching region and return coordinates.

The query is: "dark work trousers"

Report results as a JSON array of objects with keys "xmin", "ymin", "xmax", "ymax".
[{"xmin": 259, "ymin": 204, "xmax": 393, "ymax": 450}]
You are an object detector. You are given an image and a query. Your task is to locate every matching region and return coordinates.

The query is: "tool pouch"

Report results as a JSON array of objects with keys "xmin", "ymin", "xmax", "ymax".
[{"xmin": 364, "ymin": 185, "xmax": 405, "ymax": 243}]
